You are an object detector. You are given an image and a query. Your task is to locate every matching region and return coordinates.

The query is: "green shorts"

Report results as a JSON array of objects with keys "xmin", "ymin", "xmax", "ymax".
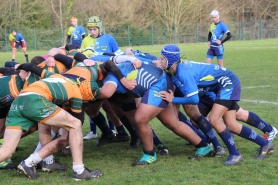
[{"xmin": 6, "ymin": 93, "xmax": 61, "ymax": 131}]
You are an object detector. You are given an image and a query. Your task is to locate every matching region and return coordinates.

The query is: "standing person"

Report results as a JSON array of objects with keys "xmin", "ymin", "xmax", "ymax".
[
  {"xmin": 8, "ymin": 29, "xmax": 29, "ymax": 63},
  {"xmin": 206, "ymin": 10, "xmax": 231, "ymax": 67},
  {"xmin": 66, "ymin": 17, "xmax": 85, "ymax": 49},
  {"xmin": 81, "ymin": 16, "xmax": 121, "ymax": 56}
]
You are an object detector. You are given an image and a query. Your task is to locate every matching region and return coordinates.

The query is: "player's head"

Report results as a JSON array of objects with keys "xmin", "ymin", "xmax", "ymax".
[
  {"xmin": 79, "ymin": 80, "xmax": 100, "ymax": 101},
  {"xmin": 161, "ymin": 44, "xmax": 180, "ymax": 70},
  {"xmin": 12, "ymin": 29, "xmax": 17, "ymax": 36},
  {"xmin": 210, "ymin": 10, "xmax": 220, "ymax": 22},
  {"xmin": 87, "ymin": 16, "xmax": 102, "ymax": 37},
  {"xmin": 31, "ymin": 56, "xmax": 45, "ymax": 65},
  {"xmin": 71, "ymin": 17, "xmax": 78, "ymax": 26}
]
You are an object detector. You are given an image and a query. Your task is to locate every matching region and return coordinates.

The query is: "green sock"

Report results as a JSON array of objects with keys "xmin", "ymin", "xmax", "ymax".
[{"xmin": 0, "ymin": 139, "xmax": 3, "ymax": 145}]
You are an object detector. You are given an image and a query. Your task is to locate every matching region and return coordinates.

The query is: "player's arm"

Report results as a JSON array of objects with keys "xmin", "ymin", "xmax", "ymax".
[
  {"xmin": 111, "ymin": 55, "xmax": 142, "ymax": 68},
  {"xmin": 103, "ymin": 60, "xmax": 137, "ymax": 90},
  {"xmin": 16, "ymin": 63, "xmax": 53, "ymax": 78},
  {"xmin": 0, "ymin": 67, "xmax": 17, "ymax": 75},
  {"xmin": 66, "ymin": 35, "xmax": 71, "ymax": 45},
  {"xmin": 221, "ymin": 32, "xmax": 232, "ymax": 44}
]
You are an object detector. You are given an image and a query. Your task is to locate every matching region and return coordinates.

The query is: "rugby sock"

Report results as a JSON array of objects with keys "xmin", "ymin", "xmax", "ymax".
[
  {"xmin": 25, "ymin": 54, "xmax": 29, "ymax": 62},
  {"xmin": 89, "ymin": 118, "xmax": 97, "ymax": 134},
  {"xmin": 195, "ymin": 139, "xmax": 208, "ymax": 148},
  {"xmin": 12, "ymin": 59, "xmax": 15, "ymax": 62},
  {"xmin": 73, "ymin": 164, "xmax": 85, "ymax": 174},
  {"xmin": 152, "ymin": 130, "xmax": 163, "ymax": 147},
  {"xmin": 115, "ymin": 125, "xmax": 128, "ymax": 136},
  {"xmin": 194, "ymin": 115, "xmax": 221, "ymax": 149},
  {"xmin": 218, "ymin": 127, "xmax": 240, "ymax": 155},
  {"xmin": 24, "ymin": 152, "xmax": 42, "ymax": 167},
  {"xmin": 43, "ymin": 155, "xmax": 54, "ymax": 164},
  {"xmin": 91, "ymin": 112, "xmax": 110, "ymax": 135},
  {"xmin": 119, "ymin": 116, "xmax": 139, "ymax": 139},
  {"xmin": 239, "ymin": 125, "xmax": 268, "ymax": 147},
  {"xmin": 143, "ymin": 149, "xmax": 155, "ymax": 156},
  {"xmin": 0, "ymin": 138, "xmax": 3, "ymax": 145},
  {"xmin": 108, "ymin": 119, "xmax": 115, "ymax": 131},
  {"xmin": 178, "ymin": 112, "xmax": 208, "ymax": 143},
  {"xmin": 247, "ymin": 111, "xmax": 272, "ymax": 133}
]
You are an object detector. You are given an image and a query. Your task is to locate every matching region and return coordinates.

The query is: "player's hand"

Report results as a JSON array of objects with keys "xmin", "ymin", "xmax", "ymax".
[
  {"xmin": 215, "ymin": 40, "xmax": 221, "ymax": 45},
  {"xmin": 45, "ymin": 56, "xmax": 56, "ymax": 67},
  {"xmin": 132, "ymin": 59, "xmax": 142, "ymax": 69},
  {"xmin": 14, "ymin": 64, "xmax": 20, "ymax": 70},
  {"xmin": 152, "ymin": 60, "xmax": 162, "ymax": 68},
  {"xmin": 160, "ymin": 90, "xmax": 174, "ymax": 102},
  {"xmin": 207, "ymin": 41, "xmax": 211, "ymax": 47},
  {"xmin": 120, "ymin": 77, "xmax": 137, "ymax": 90},
  {"xmin": 12, "ymin": 47, "xmax": 17, "ymax": 50},
  {"xmin": 83, "ymin": 59, "xmax": 95, "ymax": 66}
]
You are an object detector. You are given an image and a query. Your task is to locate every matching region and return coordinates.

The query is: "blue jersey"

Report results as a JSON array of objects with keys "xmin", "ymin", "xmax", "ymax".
[
  {"xmin": 9, "ymin": 33, "xmax": 24, "ymax": 43},
  {"xmin": 67, "ymin": 25, "xmax": 85, "ymax": 45},
  {"xmin": 132, "ymin": 50, "xmax": 159, "ymax": 61},
  {"xmin": 172, "ymin": 60, "xmax": 240, "ymax": 98},
  {"xmin": 104, "ymin": 62, "xmax": 164, "ymax": 96},
  {"xmin": 209, "ymin": 21, "xmax": 229, "ymax": 47}
]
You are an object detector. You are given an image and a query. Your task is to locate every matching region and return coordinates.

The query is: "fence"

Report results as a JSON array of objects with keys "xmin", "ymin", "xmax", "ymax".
[{"xmin": 1, "ymin": 19, "xmax": 278, "ymax": 52}]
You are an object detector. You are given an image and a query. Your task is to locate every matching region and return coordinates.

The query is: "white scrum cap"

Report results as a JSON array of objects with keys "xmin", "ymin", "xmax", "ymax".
[{"xmin": 210, "ymin": 10, "xmax": 220, "ymax": 18}]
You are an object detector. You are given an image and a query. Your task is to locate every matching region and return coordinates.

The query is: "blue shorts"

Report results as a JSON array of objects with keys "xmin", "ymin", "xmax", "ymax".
[
  {"xmin": 141, "ymin": 74, "xmax": 173, "ymax": 108},
  {"xmin": 206, "ymin": 45, "xmax": 224, "ymax": 59},
  {"xmin": 15, "ymin": 41, "xmax": 26, "ymax": 49}
]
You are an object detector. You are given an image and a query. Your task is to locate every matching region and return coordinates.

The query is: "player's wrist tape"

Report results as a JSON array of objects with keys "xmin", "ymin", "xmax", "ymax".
[{"xmin": 111, "ymin": 55, "xmax": 137, "ymax": 64}]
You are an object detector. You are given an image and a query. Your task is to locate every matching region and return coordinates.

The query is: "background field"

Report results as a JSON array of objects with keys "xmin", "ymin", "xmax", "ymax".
[{"xmin": 1, "ymin": 39, "xmax": 278, "ymax": 185}]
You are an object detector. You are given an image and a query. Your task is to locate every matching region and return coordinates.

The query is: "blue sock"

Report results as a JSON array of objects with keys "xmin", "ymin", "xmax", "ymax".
[
  {"xmin": 116, "ymin": 125, "xmax": 128, "ymax": 136},
  {"xmin": 108, "ymin": 119, "xmax": 115, "ymax": 131},
  {"xmin": 247, "ymin": 112, "xmax": 272, "ymax": 133},
  {"xmin": 91, "ymin": 112, "xmax": 110, "ymax": 135},
  {"xmin": 239, "ymin": 125, "xmax": 268, "ymax": 147},
  {"xmin": 178, "ymin": 112, "xmax": 208, "ymax": 143},
  {"xmin": 152, "ymin": 129, "xmax": 163, "ymax": 147},
  {"xmin": 194, "ymin": 115, "xmax": 221, "ymax": 149},
  {"xmin": 119, "ymin": 116, "xmax": 139, "ymax": 139},
  {"xmin": 89, "ymin": 118, "xmax": 97, "ymax": 134},
  {"xmin": 218, "ymin": 127, "xmax": 240, "ymax": 155}
]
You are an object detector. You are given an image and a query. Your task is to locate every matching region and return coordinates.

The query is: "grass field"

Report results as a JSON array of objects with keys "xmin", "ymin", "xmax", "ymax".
[{"xmin": 1, "ymin": 39, "xmax": 278, "ymax": 185}]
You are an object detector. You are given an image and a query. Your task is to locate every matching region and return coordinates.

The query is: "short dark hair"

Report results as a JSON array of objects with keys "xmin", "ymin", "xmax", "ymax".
[
  {"xmin": 12, "ymin": 29, "xmax": 17, "ymax": 32},
  {"xmin": 30, "ymin": 56, "xmax": 45, "ymax": 65}
]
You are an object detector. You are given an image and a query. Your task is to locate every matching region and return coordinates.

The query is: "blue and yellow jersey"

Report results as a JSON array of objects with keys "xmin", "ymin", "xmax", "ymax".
[
  {"xmin": 0, "ymin": 75, "xmax": 23, "ymax": 107},
  {"xmin": 67, "ymin": 25, "xmax": 85, "ymax": 45},
  {"xmin": 9, "ymin": 33, "xmax": 24, "ymax": 43},
  {"xmin": 21, "ymin": 74, "xmax": 83, "ymax": 113},
  {"xmin": 104, "ymin": 62, "xmax": 164, "ymax": 96},
  {"xmin": 81, "ymin": 34, "xmax": 120, "ymax": 55},
  {"xmin": 172, "ymin": 60, "xmax": 240, "ymax": 97},
  {"xmin": 209, "ymin": 21, "xmax": 229, "ymax": 47}
]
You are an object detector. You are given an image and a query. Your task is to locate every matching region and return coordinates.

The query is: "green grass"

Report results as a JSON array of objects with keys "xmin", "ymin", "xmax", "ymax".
[{"xmin": 1, "ymin": 39, "xmax": 278, "ymax": 184}]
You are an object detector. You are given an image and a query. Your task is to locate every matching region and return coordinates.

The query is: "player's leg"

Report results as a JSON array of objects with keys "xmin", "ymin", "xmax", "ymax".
[
  {"xmin": 21, "ymin": 41, "xmax": 29, "ymax": 62},
  {"xmin": 209, "ymin": 101, "xmax": 242, "ymax": 165},
  {"xmin": 216, "ymin": 46, "xmax": 224, "ymax": 67},
  {"xmin": 157, "ymin": 103, "xmax": 213, "ymax": 157},
  {"xmin": 0, "ymin": 129, "xmax": 22, "ymax": 162},
  {"xmin": 132, "ymin": 102, "xmax": 162, "ymax": 165},
  {"xmin": 183, "ymin": 104, "xmax": 222, "ymax": 151},
  {"xmin": 102, "ymin": 100, "xmax": 130, "ymax": 142},
  {"xmin": 206, "ymin": 47, "xmax": 214, "ymax": 64},
  {"xmin": 84, "ymin": 100, "xmax": 115, "ymax": 146},
  {"xmin": 236, "ymin": 105, "xmax": 277, "ymax": 142},
  {"xmin": 223, "ymin": 103, "xmax": 273, "ymax": 160}
]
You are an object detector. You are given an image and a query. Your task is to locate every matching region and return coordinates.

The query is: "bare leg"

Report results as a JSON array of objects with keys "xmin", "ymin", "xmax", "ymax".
[{"xmin": 0, "ymin": 129, "xmax": 22, "ymax": 162}]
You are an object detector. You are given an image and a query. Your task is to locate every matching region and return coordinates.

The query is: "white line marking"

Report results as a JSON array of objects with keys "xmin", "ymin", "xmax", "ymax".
[
  {"xmin": 242, "ymin": 85, "xmax": 278, "ymax": 89},
  {"xmin": 241, "ymin": 99, "xmax": 278, "ymax": 106}
]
